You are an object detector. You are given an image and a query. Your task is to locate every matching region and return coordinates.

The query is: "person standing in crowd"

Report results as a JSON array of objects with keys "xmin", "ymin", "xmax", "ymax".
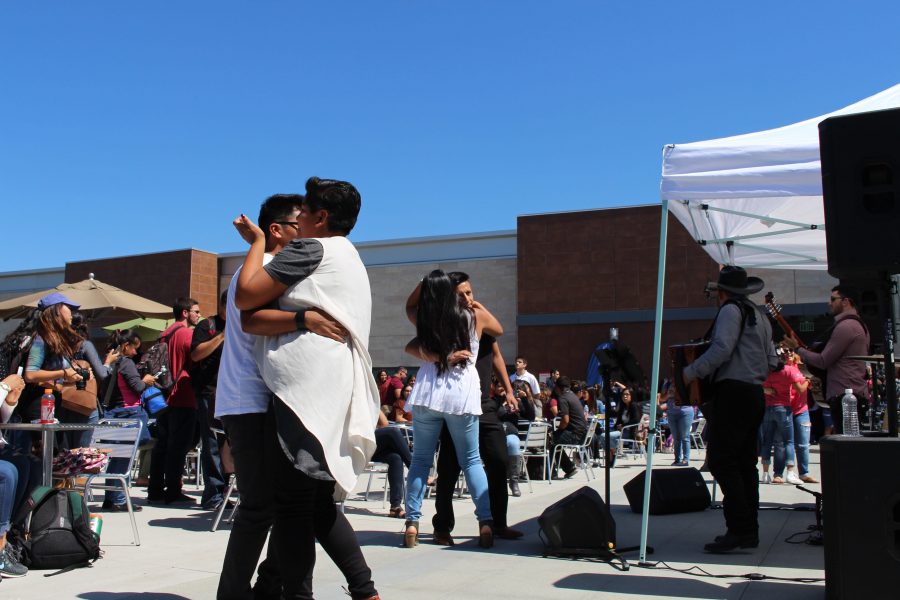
[
  {"xmin": 760, "ymin": 349, "xmax": 808, "ymax": 485},
  {"xmin": 510, "ymin": 356, "xmax": 540, "ymax": 397},
  {"xmin": 430, "ymin": 271, "xmax": 521, "ymax": 545},
  {"xmin": 403, "ymin": 270, "xmax": 503, "ymax": 549},
  {"xmin": 788, "ymin": 353, "xmax": 817, "ymax": 483},
  {"xmin": 549, "ymin": 376, "xmax": 587, "ymax": 479},
  {"xmin": 23, "ymin": 293, "xmax": 90, "ymax": 450},
  {"xmin": 190, "ymin": 290, "xmax": 229, "ymax": 511},
  {"xmin": 782, "ymin": 285, "xmax": 870, "ymax": 433},
  {"xmin": 235, "ymin": 178, "xmax": 380, "ymax": 600},
  {"xmin": 101, "ymin": 328, "xmax": 153, "ymax": 512},
  {"xmin": 147, "ymin": 297, "xmax": 201, "ymax": 505},
  {"xmin": 683, "ymin": 266, "xmax": 777, "ymax": 553},
  {"xmin": 666, "ymin": 382, "xmax": 696, "ymax": 467}
]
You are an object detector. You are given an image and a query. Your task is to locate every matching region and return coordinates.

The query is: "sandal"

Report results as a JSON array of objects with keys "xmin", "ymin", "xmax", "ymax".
[
  {"xmin": 404, "ymin": 520, "xmax": 419, "ymax": 548},
  {"xmin": 388, "ymin": 506, "xmax": 406, "ymax": 519}
]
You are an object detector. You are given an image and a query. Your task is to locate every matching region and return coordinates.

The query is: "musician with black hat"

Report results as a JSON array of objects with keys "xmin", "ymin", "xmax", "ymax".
[{"xmin": 682, "ymin": 266, "xmax": 779, "ymax": 553}]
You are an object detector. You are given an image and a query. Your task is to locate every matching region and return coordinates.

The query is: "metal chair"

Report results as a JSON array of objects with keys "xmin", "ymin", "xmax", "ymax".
[
  {"xmin": 210, "ymin": 473, "xmax": 240, "ymax": 532},
  {"xmin": 690, "ymin": 418, "xmax": 706, "ymax": 449},
  {"xmin": 77, "ymin": 419, "xmax": 144, "ymax": 546},
  {"xmin": 361, "ymin": 462, "xmax": 390, "ymax": 507},
  {"xmin": 618, "ymin": 423, "xmax": 645, "ymax": 459},
  {"xmin": 550, "ymin": 418, "xmax": 599, "ymax": 483},
  {"xmin": 519, "ymin": 420, "xmax": 550, "ymax": 491}
]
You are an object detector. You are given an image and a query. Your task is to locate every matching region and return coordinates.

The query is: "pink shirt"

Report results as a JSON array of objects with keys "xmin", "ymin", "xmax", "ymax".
[{"xmin": 763, "ymin": 364, "xmax": 806, "ymax": 408}]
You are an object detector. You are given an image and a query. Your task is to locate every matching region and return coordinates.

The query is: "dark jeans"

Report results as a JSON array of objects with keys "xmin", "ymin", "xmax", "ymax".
[
  {"xmin": 551, "ymin": 428, "xmax": 582, "ymax": 474},
  {"xmin": 0, "ymin": 446, "xmax": 40, "ymax": 518},
  {"xmin": 103, "ymin": 406, "xmax": 151, "ymax": 505},
  {"xmin": 218, "ymin": 410, "xmax": 280, "ymax": 600},
  {"xmin": 371, "ymin": 427, "xmax": 411, "ymax": 509},
  {"xmin": 270, "ymin": 422, "xmax": 377, "ymax": 600},
  {"xmin": 57, "ymin": 406, "xmax": 99, "ymax": 451},
  {"xmin": 148, "ymin": 406, "xmax": 197, "ymax": 500},
  {"xmin": 433, "ymin": 418, "xmax": 510, "ymax": 533},
  {"xmin": 707, "ymin": 379, "xmax": 765, "ymax": 537},
  {"xmin": 197, "ymin": 390, "xmax": 227, "ymax": 507}
]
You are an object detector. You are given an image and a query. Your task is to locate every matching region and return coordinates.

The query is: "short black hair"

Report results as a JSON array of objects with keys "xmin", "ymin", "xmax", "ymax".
[
  {"xmin": 220, "ymin": 290, "xmax": 228, "ymax": 306},
  {"xmin": 258, "ymin": 194, "xmax": 304, "ymax": 245},
  {"xmin": 304, "ymin": 177, "xmax": 361, "ymax": 235},
  {"xmin": 555, "ymin": 375, "xmax": 571, "ymax": 391},
  {"xmin": 832, "ymin": 285, "xmax": 859, "ymax": 308},
  {"xmin": 173, "ymin": 297, "xmax": 198, "ymax": 320},
  {"xmin": 448, "ymin": 271, "xmax": 470, "ymax": 287}
]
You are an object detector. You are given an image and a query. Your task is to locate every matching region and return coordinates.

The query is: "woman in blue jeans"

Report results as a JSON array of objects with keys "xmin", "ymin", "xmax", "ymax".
[
  {"xmin": 760, "ymin": 352, "xmax": 808, "ymax": 485},
  {"xmin": 102, "ymin": 329, "xmax": 154, "ymax": 511},
  {"xmin": 790, "ymin": 355, "xmax": 817, "ymax": 483},
  {"xmin": 667, "ymin": 393, "xmax": 696, "ymax": 467},
  {"xmin": 402, "ymin": 270, "xmax": 502, "ymax": 549}
]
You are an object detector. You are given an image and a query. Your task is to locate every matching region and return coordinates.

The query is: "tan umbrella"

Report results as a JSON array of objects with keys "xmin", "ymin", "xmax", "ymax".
[{"xmin": 0, "ymin": 273, "xmax": 172, "ymax": 320}]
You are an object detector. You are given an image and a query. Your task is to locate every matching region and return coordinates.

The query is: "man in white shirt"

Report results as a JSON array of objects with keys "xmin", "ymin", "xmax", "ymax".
[{"xmin": 509, "ymin": 356, "xmax": 540, "ymax": 396}]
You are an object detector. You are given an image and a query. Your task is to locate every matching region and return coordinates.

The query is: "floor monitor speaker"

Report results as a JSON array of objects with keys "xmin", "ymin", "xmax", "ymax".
[
  {"xmin": 821, "ymin": 436, "xmax": 900, "ymax": 600},
  {"xmin": 538, "ymin": 486, "xmax": 616, "ymax": 556},
  {"xmin": 623, "ymin": 467, "xmax": 710, "ymax": 515},
  {"xmin": 819, "ymin": 107, "xmax": 900, "ymax": 279}
]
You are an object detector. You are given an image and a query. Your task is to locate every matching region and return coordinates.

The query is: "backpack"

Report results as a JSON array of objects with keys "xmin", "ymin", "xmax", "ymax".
[
  {"xmin": 136, "ymin": 325, "xmax": 183, "ymax": 397},
  {"xmin": 15, "ymin": 486, "xmax": 101, "ymax": 571}
]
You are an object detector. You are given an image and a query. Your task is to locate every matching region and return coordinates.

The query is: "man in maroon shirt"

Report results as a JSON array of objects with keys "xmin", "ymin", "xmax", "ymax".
[
  {"xmin": 385, "ymin": 367, "xmax": 407, "ymax": 421},
  {"xmin": 148, "ymin": 296, "xmax": 202, "ymax": 504}
]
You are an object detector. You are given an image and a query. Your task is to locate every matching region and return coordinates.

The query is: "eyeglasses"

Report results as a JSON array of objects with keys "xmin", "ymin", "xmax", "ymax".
[
  {"xmin": 276, "ymin": 221, "xmax": 300, "ymax": 229},
  {"xmin": 829, "ymin": 296, "xmax": 844, "ymax": 303}
]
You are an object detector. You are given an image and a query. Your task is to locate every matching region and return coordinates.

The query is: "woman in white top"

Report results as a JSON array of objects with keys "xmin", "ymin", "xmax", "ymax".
[{"xmin": 402, "ymin": 270, "xmax": 503, "ymax": 549}]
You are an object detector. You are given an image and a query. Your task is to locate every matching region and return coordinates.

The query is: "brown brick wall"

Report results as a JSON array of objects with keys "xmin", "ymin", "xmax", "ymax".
[{"xmin": 516, "ymin": 207, "xmax": 721, "ymax": 382}]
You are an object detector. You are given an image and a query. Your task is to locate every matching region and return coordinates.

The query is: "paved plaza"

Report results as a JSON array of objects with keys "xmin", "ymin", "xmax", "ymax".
[{"xmin": 2, "ymin": 447, "xmax": 827, "ymax": 600}]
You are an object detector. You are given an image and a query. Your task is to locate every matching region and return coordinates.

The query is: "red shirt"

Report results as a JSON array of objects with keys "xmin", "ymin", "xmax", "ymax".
[
  {"xmin": 386, "ymin": 376, "xmax": 405, "ymax": 408},
  {"xmin": 763, "ymin": 364, "xmax": 805, "ymax": 409},
  {"xmin": 162, "ymin": 323, "xmax": 196, "ymax": 409}
]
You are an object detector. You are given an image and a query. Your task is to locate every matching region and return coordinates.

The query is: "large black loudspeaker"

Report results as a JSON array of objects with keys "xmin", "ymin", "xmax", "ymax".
[
  {"xmin": 821, "ymin": 436, "xmax": 900, "ymax": 600},
  {"xmin": 538, "ymin": 486, "xmax": 615, "ymax": 555},
  {"xmin": 623, "ymin": 467, "xmax": 710, "ymax": 515},
  {"xmin": 819, "ymin": 107, "xmax": 900, "ymax": 279}
]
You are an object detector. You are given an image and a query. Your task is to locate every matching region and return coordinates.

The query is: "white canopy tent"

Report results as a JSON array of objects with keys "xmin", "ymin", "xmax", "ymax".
[{"xmin": 636, "ymin": 84, "xmax": 900, "ymax": 562}]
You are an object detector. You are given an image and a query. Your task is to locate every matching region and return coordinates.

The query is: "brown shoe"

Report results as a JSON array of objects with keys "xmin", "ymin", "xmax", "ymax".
[
  {"xmin": 800, "ymin": 474, "xmax": 819, "ymax": 483},
  {"xmin": 478, "ymin": 523, "xmax": 494, "ymax": 549},
  {"xmin": 494, "ymin": 526, "xmax": 524, "ymax": 540},
  {"xmin": 403, "ymin": 521, "xmax": 419, "ymax": 548},
  {"xmin": 432, "ymin": 530, "xmax": 455, "ymax": 546},
  {"xmin": 772, "ymin": 476, "xmax": 784, "ymax": 484}
]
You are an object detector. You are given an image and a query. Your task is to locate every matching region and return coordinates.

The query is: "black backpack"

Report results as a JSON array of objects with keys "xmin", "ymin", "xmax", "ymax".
[
  {"xmin": 136, "ymin": 325, "xmax": 183, "ymax": 397},
  {"xmin": 16, "ymin": 486, "xmax": 101, "ymax": 571}
]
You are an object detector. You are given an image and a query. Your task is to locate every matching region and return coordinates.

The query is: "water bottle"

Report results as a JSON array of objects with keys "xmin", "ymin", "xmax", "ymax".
[
  {"xmin": 841, "ymin": 389, "xmax": 861, "ymax": 437},
  {"xmin": 39, "ymin": 388, "xmax": 55, "ymax": 424}
]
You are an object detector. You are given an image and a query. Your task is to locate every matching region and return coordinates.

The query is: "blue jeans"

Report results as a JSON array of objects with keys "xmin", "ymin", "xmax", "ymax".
[
  {"xmin": 0, "ymin": 460, "xmax": 17, "ymax": 536},
  {"xmin": 103, "ymin": 406, "xmax": 151, "ymax": 505},
  {"xmin": 760, "ymin": 405, "xmax": 795, "ymax": 476},
  {"xmin": 404, "ymin": 405, "xmax": 491, "ymax": 524},
  {"xmin": 505, "ymin": 433, "xmax": 520, "ymax": 457},
  {"xmin": 668, "ymin": 407, "xmax": 694, "ymax": 463},
  {"xmin": 792, "ymin": 410, "xmax": 811, "ymax": 476}
]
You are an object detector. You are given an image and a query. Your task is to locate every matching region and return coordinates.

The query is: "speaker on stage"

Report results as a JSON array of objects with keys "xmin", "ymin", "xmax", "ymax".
[
  {"xmin": 623, "ymin": 467, "xmax": 710, "ymax": 515},
  {"xmin": 819, "ymin": 107, "xmax": 900, "ymax": 279},
  {"xmin": 538, "ymin": 486, "xmax": 615, "ymax": 556},
  {"xmin": 821, "ymin": 436, "xmax": 900, "ymax": 600}
]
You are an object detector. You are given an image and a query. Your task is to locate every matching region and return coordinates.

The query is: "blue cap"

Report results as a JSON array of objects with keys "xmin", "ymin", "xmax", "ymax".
[{"xmin": 37, "ymin": 292, "xmax": 80, "ymax": 311}]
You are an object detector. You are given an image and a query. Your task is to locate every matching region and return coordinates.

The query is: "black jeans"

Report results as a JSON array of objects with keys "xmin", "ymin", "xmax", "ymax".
[
  {"xmin": 433, "ymin": 418, "xmax": 510, "ymax": 533},
  {"xmin": 197, "ymin": 390, "xmax": 227, "ymax": 507},
  {"xmin": 707, "ymin": 379, "xmax": 765, "ymax": 537},
  {"xmin": 218, "ymin": 410, "xmax": 281, "ymax": 600},
  {"xmin": 371, "ymin": 427, "xmax": 411, "ymax": 509},
  {"xmin": 551, "ymin": 428, "xmax": 582, "ymax": 474},
  {"xmin": 270, "ymin": 407, "xmax": 377, "ymax": 600},
  {"xmin": 148, "ymin": 406, "xmax": 197, "ymax": 500}
]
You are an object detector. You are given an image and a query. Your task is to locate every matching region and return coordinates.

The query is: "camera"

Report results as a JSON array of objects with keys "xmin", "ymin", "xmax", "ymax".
[{"xmin": 74, "ymin": 366, "xmax": 91, "ymax": 391}]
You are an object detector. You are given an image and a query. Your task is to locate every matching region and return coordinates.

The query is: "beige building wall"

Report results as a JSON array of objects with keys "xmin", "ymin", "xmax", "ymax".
[{"xmin": 746, "ymin": 267, "xmax": 838, "ymax": 305}]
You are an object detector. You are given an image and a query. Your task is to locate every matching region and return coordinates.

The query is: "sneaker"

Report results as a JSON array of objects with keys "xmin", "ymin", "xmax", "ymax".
[
  {"xmin": 760, "ymin": 472, "xmax": 772, "ymax": 484},
  {"xmin": 785, "ymin": 472, "xmax": 803, "ymax": 485},
  {"xmin": 0, "ymin": 545, "xmax": 27, "ymax": 578},
  {"xmin": 101, "ymin": 500, "xmax": 143, "ymax": 513}
]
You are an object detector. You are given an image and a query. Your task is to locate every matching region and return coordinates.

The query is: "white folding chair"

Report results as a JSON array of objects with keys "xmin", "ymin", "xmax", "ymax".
[
  {"xmin": 618, "ymin": 423, "xmax": 645, "ymax": 459},
  {"xmin": 78, "ymin": 419, "xmax": 144, "ymax": 546},
  {"xmin": 519, "ymin": 420, "xmax": 550, "ymax": 492},
  {"xmin": 690, "ymin": 418, "xmax": 706, "ymax": 449},
  {"xmin": 210, "ymin": 473, "xmax": 240, "ymax": 532},
  {"xmin": 550, "ymin": 418, "xmax": 599, "ymax": 483}
]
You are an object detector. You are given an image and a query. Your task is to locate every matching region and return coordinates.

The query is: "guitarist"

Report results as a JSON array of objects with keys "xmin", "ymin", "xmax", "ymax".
[
  {"xmin": 782, "ymin": 285, "xmax": 869, "ymax": 435},
  {"xmin": 682, "ymin": 266, "xmax": 778, "ymax": 554}
]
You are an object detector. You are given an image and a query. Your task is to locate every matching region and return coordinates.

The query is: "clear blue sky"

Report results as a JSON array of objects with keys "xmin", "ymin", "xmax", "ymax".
[{"xmin": 2, "ymin": 2, "xmax": 899, "ymax": 273}]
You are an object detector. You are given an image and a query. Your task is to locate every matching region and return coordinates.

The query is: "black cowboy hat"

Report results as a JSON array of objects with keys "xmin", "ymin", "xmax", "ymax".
[{"xmin": 707, "ymin": 265, "xmax": 764, "ymax": 296}]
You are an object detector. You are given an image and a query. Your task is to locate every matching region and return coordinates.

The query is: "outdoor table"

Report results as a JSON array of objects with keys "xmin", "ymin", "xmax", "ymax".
[{"xmin": 0, "ymin": 421, "xmax": 120, "ymax": 487}]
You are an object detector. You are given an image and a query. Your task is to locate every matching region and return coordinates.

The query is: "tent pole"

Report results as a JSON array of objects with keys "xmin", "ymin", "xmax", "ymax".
[{"xmin": 639, "ymin": 199, "xmax": 669, "ymax": 563}]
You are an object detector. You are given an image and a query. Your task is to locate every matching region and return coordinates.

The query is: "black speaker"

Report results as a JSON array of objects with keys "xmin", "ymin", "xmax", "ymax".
[
  {"xmin": 623, "ymin": 467, "xmax": 710, "ymax": 515},
  {"xmin": 538, "ymin": 486, "xmax": 616, "ymax": 555},
  {"xmin": 819, "ymin": 107, "xmax": 900, "ymax": 279},
  {"xmin": 821, "ymin": 436, "xmax": 900, "ymax": 600}
]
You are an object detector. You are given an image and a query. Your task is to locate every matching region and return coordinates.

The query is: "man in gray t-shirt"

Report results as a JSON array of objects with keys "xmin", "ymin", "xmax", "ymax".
[{"xmin": 550, "ymin": 376, "xmax": 587, "ymax": 479}]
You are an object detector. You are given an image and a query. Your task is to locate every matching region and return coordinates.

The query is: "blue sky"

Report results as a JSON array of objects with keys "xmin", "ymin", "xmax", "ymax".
[{"xmin": 2, "ymin": 2, "xmax": 899, "ymax": 272}]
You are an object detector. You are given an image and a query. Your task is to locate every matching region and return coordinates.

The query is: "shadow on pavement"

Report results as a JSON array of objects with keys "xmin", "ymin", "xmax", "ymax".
[{"xmin": 79, "ymin": 593, "xmax": 192, "ymax": 600}]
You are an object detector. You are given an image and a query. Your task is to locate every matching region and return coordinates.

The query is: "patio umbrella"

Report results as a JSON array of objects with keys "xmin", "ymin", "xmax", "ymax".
[
  {"xmin": 102, "ymin": 317, "xmax": 175, "ymax": 343},
  {"xmin": 0, "ymin": 273, "xmax": 172, "ymax": 320}
]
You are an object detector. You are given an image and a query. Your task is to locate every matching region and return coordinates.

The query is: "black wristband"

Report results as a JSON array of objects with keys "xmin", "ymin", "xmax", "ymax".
[{"xmin": 294, "ymin": 309, "xmax": 308, "ymax": 332}]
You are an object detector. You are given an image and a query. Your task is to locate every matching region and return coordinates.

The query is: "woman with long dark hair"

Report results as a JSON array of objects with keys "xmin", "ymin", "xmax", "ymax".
[{"xmin": 401, "ymin": 270, "xmax": 502, "ymax": 549}]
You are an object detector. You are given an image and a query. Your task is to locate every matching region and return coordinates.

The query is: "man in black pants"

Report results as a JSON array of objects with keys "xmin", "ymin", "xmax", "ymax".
[
  {"xmin": 550, "ymin": 376, "xmax": 587, "ymax": 479},
  {"xmin": 682, "ymin": 266, "xmax": 777, "ymax": 553},
  {"xmin": 431, "ymin": 272, "xmax": 523, "ymax": 545}
]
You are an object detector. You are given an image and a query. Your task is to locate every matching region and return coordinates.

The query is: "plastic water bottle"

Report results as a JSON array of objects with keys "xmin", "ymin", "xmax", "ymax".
[
  {"xmin": 841, "ymin": 389, "xmax": 861, "ymax": 437},
  {"xmin": 39, "ymin": 388, "xmax": 55, "ymax": 424}
]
